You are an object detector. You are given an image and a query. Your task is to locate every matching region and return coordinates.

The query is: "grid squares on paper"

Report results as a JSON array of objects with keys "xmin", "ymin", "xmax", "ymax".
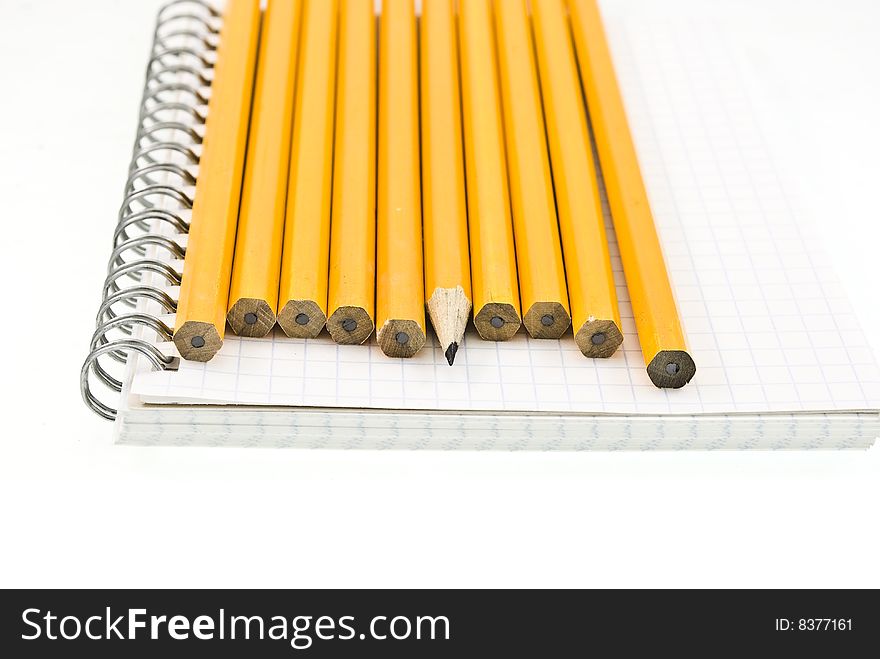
[{"xmin": 130, "ymin": 4, "xmax": 880, "ymax": 416}]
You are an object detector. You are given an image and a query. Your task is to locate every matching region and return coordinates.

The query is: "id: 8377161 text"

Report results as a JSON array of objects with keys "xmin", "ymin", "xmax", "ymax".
[{"xmin": 775, "ymin": 619, "xmax": 852, "ymax": 631}]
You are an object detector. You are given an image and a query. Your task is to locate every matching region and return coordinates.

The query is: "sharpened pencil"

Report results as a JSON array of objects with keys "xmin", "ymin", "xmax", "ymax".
[{"xmin": 421, "ymin": 0, "xmax": 472, "ymax": 365}]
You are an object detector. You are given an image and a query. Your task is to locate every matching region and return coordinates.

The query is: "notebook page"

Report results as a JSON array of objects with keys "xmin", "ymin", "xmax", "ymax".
[{"xmin": 130, "ymin": 0, "xmax": 880, "ymax": 415}]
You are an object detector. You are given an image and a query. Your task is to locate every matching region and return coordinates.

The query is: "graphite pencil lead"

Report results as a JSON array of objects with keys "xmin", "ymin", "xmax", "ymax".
[{"xmin": 445, "ymin": 342, "xmax": 459, "ymax": 366}]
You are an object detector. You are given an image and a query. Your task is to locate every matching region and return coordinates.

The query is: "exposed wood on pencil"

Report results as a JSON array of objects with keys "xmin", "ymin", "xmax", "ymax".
[
  {"xmin": 173, "ymin": 321, "xmax": 223, "ymax": 363},
  {"xmin": 532, "ymin": 0, "xmax": 622, "ymax": 357},
  {"xmin": 568, "ymin": 0, "xmax": 695, "ymax": 387},
  {"xmin": 277, "ymin": 0, "xmax": 339, "ymax": 339},
  {"xmin": 377, "ymin": 319, "xmax": 426, "ymax": 358},
  {"xmin": 646, "ymin": 349, "xmax": 696, "ymax": 389},
  {"xmin": 173, "ymin": 0, "xmax": 261, "ymax": 361},
  {"xmin": 426, "ymin": 286, "xmax": 472, "ymax": 366},
  {"xmin": 326, "ymin": 305, "xmax": 374, "ymax": 345},
  {"xmin": 459, "ymin": 0, "xmax": 522, "ymax": 342},
  {"xmin": 421, "ymin": 0, "xmax": 472, "ymax": 364},
  {"xmin": 376, "ymin": 0, "xmax": 426, "ymax": 358},
  {"xmin": 227, "ymin": 0, "xmax": 302, "ymax": 337},
  {"xmin": 473, "ymin": 301, "xmax": 521, "ymax": 341},
  {"xmin": 522, "ymin": 302, "xmax": 570, "ymax": 340},
  {"xmin": 574, "ymin": 317, "xmax": 623, "ymax": 358},
  {"xmin": 326, "ymin": 0, "xmax": 377, "ymax": 345},
  {"xmin": 227, "ymin": 298, "xmax": 277, "ymax": 338},
  {"xmin": 277, "ymin": 299, "xmax": 327, "ymax": 338}
]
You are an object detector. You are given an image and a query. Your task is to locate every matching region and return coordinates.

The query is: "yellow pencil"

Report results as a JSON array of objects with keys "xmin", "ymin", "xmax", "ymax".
[
  {"xmin": 376, "ymin": 0, "xmax": 425, "ymax": 358},
  {"xmin": 568, "ymin": 0, "xmax": 695, "ymax": 387},
  {"xmin": 494, "ymin": 0, "xmax": 570, "ymax": 339},
  {"xmin": 173, "ymin": 0, "xmax": 261, "ymax": 361},
  {"xmin": 459, "ymin": 0, "xmax": 521, "ymax": 341},
  {"xmin": 277, "ymin": 0, "xmax": 339, "ymax": 338},
  {"xmin": 532, "ymin": 0, "xmax": 622, "ymax": 357},
  {"xmin": 326, "ymin": 0, "xmax": 377, "ymax": 345},
  {"xmin": 227, "ymin": 0, "xmax": 302, "ymax": 337},
  {"xmin": 421, "ymin": 0, "xmax": 472, "ymax": 365}
]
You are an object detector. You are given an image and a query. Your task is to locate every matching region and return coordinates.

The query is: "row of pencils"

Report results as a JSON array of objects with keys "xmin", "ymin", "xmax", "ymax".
[{"xmin": 171, "ymin": 0, "xmax": 696, "ymax": 388}]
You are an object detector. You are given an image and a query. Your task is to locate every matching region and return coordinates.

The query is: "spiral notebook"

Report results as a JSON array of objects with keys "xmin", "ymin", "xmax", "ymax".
[{"xmin": 82, "ymin": 0, "xmax": 880, "ymax": 449}]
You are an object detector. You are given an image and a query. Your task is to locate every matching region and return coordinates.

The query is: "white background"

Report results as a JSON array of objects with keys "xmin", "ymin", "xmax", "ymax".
[{"xmin": 0, "ymin": 0, "xmax": 878, "ymax": 588}]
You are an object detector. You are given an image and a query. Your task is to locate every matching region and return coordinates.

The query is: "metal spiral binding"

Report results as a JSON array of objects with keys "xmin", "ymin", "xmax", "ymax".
[{"xmin": 81, "ymin": 0, "xmax": 221, "ymax": 420}]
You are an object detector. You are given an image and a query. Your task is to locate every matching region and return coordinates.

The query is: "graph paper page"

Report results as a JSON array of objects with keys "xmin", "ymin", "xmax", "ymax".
[{"xmin": 130, "ymin": 0, "xmax": 880, "ymax": 416}]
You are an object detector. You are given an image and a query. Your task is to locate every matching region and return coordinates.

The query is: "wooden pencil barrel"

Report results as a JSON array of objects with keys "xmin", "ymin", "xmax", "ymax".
[
  {"xmin": 227, "ymin": 0, "xmax": 302, "ymax": 338},
  {"xmin": 327, "ymin": 0, "xmax": 378, "ymax": 346},
  {"xmin": 277, "ymin": 0, "xmax": 339, "ymax": 339},
  {"xmin": 173, "ymin": 0, "xmax": 261, "ymax": 361},
  {"xmin": 532, "ymin": 0, "xmax": 622, "ymax": 357},
  {"xmin": 375, "ymin": 0, "xmax": 426, "ymax": 358},
  {"xmin": 494, "ymin": 0, "xmax": 571, "ymax": 340},
  {"xmin": 459, "ymin": 0, "xmax": 522, "ymax": 342},
  {"xmin": 568, "ymin": 0, "xmax": 695, "ymax": 387}
]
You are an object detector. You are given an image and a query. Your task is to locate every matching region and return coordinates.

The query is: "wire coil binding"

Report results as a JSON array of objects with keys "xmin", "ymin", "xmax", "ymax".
[{"xmin": 81, "ymin": 0, "xmax": 220, "ymax": 420}]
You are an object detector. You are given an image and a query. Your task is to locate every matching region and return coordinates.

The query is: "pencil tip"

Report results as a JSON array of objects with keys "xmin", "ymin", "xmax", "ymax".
[{"xmin": 445, "ymin": 342, "xmax": 459, "ymax": 366}]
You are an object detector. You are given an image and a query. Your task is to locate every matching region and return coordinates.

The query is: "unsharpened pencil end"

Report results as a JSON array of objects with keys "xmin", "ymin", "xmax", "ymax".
[
  {"xmin": 227, "ymin": 297, "xmax": 276, "ymax": 337},
  {"xmin": 646, "ymin": 349, "xmax": 696, "ymax": 389},
  {"xmin": 377, "ymin": 319, "xmax": 427, "ymax": 358},
  {"xmin": 473, "ymin": 302, "xmax": 520, "ymax": 341},
  {"xmin": 523, "ymin": 301, "xmax": 571, "ymax": 339},
  {"xmin": 445, "ymin": 342, "xmax": 458, "ymax": 366},
  {"xmin": 326, "ymin": 305, "xmax": 375, "ymax": 345},
  {"xmin": 173, "ymin": 320, "xmax": 223, "ymax": 362},
  {"xmin": 574, "ymin": 318, "xmax": 624, "ymax": 358},
  {"xmin": 277, "ymin": 299, "xmax": 327, "ymax": 339}
]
